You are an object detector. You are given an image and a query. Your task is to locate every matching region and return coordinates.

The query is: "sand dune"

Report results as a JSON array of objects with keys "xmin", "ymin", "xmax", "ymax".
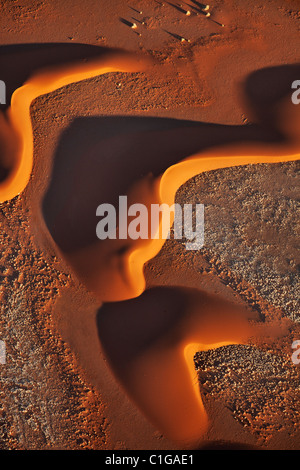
[{"xmin": 0, "ymin": 0, "xmax": 299, "ymax": 450}]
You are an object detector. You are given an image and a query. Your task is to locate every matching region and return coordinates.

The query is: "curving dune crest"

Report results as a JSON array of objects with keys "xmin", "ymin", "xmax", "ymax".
[{"xmin": 1, "ymin": 49, "xmax": 299, "ymax": 445}]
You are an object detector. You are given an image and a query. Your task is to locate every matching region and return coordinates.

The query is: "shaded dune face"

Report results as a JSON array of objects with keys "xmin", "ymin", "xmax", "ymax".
[
  {"xmin": 97, "ymin": 286, "xmax": 256, "ymax": 445},
  {"xmin": 41, "ymin": 59, "xmax": 299, "ymax": 443},
  {"xmin": 43, "ymin": 62, "xmax": 300, "ymax": 303},
  {"xmin": 0, "ymin": 43, "xmax": 130, "ymax": 112},
  {"xmin": 0, "ymin": 44, "xmax": 117, "ymax": 183},
  {"xmin": 244, "ymin": 64, "xmax": 300, "ymax": 144},
  {"xmin": 43, "ymin": 114, "xmax": 283, "ymax": 300},
  {"xmin": 0, "ymin": 44, "xmax": 149, "ymax": 203},
  {"xmin": 0, "ymin": 44, "xmax": 298, "ymax": 445}
]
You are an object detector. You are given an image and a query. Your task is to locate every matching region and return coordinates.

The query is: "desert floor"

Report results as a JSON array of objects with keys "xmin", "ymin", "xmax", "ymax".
[{"xmin": 0, "ymin": 0, "xmax": 299, "ymax": 450}]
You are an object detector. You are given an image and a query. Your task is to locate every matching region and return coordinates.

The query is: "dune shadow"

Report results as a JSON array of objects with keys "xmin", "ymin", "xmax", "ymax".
[
  {"xmin": 97, "ymin": 286, "xmax": 187, "ymax": 375},
  {"xmin": 93, "ymin": 63, "xmax": 299, "ymax": 443},
  {"xmin": 42, "ymin": 63, "xmax": 300, "ymax": 256},
  {"xmin": 0, "ymin": 42, "xmax": 124, "ymax": 111},
  {"xmin": 39, "ymin": 62, "xmax": 300, "ymax": 296},
  {"xmin": 42, "ymin": 117, "xmax": 281, "ymax": 254},
  {"xmin": 0, "ymin": 42, "xmax": 134, "ymax": 188},
  {"xmin": 97, "ymin": 285, "xmax": 256, "ymax": 443},
  {"xmin": 244, "ymin": 63, "xmax": 300, "ymax": 131},
  {"xmin": 33, "ymin": 58, "xmax": 300, "ymax": 444},
  {"xmin": 97, "ymin": 284, "xmax": 254, "ymax": 382}
]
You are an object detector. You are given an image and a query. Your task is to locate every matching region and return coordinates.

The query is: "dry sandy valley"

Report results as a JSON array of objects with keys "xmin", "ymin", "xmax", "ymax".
[{"xmin": 0, "ymin": 0, "xmax": 299, "ymax": 450}]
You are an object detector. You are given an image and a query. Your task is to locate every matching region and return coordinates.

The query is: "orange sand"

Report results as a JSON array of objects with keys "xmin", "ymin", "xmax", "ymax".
[{"xmin": 1, "ymin": 49, "xmax": 299, "ymax": 444}]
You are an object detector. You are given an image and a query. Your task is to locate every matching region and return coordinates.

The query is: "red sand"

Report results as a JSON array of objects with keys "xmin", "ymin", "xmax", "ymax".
[{"xmin": 0, "ymin": 0, "xmax": 299, "ymax": 450}]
